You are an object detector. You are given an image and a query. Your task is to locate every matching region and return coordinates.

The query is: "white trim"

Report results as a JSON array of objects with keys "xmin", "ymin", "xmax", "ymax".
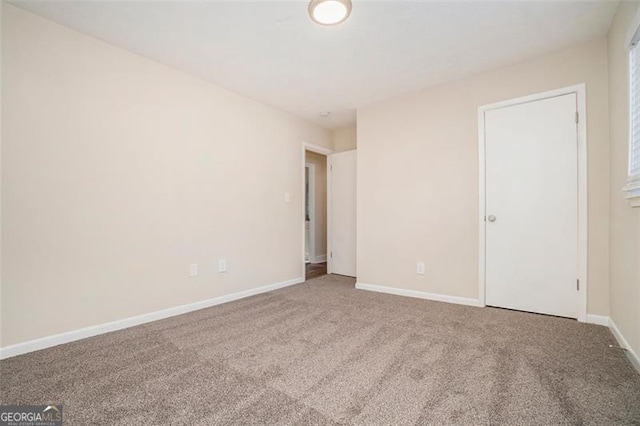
[
  {"xmin": 311, "ymin": 254, "xmax": 327, "ymax": 264},
  {"xmin": 623, "ymin": 178, "xmax": 640, "ymax": 207},
  {"xmin": 625, "ymin": 25, "xmax": 640, "ymax": 205},
  {"xmin": 478, "ymin": 107, "xmax": 486, "ymax": 309},
  {"xmin": 355, "ymin": 282, "xmax": 483, "ymax": 307},
  {"xmin": 0, "ymin": 277, "xmax": 303, "ymax": 360},
  {"xmin": 610, "ymin": 318, "xmax": 640, "ymax": 374},
  {"xmin": 302, "ymin": 141, "xmax": 333, "ymax": 279},
  {"xmin": 626, "ymin": 5, "xmax": 640, "ymax": 47},
  {"xmin": 303, "ymin": 142, "xmax": 333, "ymax": 156},
  {"xmin": 477, "ymin": 84, "xmax": 588, "ymax": 322},
  {"xmin": 302, "ymin": 142, "xmax": 333, "ymax": 278},
  {"xmin": 577, "ymin": 85, "xmax": 588, "ymax": 323},
  {"xmin": 305, "ymin": 162, "xmax": 316, "ymax": 263},
  {"xmin": 327, "ymin": 155, "xmax": 333, "ymax": 274},
  {"xmin": 586, "ymin": 314, "xmax": 609, "ymax": 326}
]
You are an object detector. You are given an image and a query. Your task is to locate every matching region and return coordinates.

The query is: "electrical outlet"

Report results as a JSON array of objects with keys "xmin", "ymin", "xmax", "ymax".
[
  {"xmin": 219, "ymin": 259, "xmax": 227, "ymax": 273},
  {"xmin": 190, "ymin": 263, "xmax": 198, "ymax": 277},
  {"xmin": 284, "ymin": 192, "xmax": 291, "ymax": 203},
  {"xmin": 416, "ymin": 262, "xmax": 425, "ymax": 275}
]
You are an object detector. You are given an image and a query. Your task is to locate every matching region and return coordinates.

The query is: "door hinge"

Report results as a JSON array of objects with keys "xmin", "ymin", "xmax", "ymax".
[
  {"xmin": 575, "ymin": 112, "xmax": 579, "ymax": 124},
  {"xmin": 330, "ymin": 252, "xmax": 333, "ymax": 258},
  {"xmin": 577, "ymin": 279, "xmax": 580, "ymax": 291},
  {"xmin": 330, "ymin": 164, "xmax": 333, "ymax": 171}
]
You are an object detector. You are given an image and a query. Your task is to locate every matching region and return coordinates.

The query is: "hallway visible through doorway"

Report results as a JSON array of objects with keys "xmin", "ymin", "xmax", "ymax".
[
  {"xmin": 305, "ymin": 262, "xmax": 327, "ymax": 280},
  {"xmin": 304, "ymin": 148, "xmax": 328, "ymax": 278}
]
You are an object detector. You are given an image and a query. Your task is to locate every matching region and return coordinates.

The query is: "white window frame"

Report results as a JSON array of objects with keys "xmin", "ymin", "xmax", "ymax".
[{"xmin": 624, "ymin": 9, "xmax": 640, "ymax": 207}]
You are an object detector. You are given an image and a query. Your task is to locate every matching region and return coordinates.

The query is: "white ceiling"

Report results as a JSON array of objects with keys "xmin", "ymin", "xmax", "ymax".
[{"xmin": 12, "ymin": 1, "xmax": 619, "ymax": 129}]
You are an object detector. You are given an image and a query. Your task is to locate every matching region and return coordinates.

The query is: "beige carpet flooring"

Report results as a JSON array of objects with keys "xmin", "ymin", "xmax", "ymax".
[{"xmin": 1, "ymin": 274, "xmax": 639, "ymax": 425}]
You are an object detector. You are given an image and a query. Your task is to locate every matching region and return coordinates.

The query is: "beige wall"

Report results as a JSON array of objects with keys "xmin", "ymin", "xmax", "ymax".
[
  {"xmin": 358, "ymin": 39, "xmax": 610, "ymax": 315},
  {"xmin": 1, "ymin": 5, "xmax": 332, "ymax": 347},
  {"xmin": 305, "ymin": 151, "xmax": 327, "ymax": 261},
  {"xmin": 333, "ymin": 126, "xmax": 357, "ymax": 152},
  {"xmin": 607, "ymin": 1, "xmax": 640, "ymax": 355}
]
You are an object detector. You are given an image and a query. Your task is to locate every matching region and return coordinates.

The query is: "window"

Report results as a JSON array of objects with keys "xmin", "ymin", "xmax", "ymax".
[
  {"xmin": 625, "ymin": 24, "xmax": 640, "ymax": 206},
  {"xmin": 631, "ymin": 42, "xmax": 640, "ymax": 177}
]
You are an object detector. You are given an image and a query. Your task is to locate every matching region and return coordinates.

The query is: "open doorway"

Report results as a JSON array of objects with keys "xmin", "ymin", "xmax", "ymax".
[
  {"xmin": 302, "ymin": 143, "xmax": 332, "ymax": 281},
  {"xmin": 305, "ymin": 151, "xmax": 328, "ymax": 279}
]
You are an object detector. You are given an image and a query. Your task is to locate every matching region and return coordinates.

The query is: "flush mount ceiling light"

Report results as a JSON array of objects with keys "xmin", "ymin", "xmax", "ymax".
[{"xmin": 308, "ymin": 0, "xmax": 352, "ymax": 26}]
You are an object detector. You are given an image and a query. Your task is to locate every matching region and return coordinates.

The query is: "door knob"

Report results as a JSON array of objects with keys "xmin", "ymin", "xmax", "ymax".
[{"xmin": 487, "ymin": 215, "xmax": 497, "ymax": 222}]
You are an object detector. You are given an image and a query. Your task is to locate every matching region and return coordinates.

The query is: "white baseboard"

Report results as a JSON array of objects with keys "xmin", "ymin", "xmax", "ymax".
[
  {"xmin": 586, "ymin": 314, "xmax": 610, "ymax": 326},
  {"xmin": 311, "ymin": 254, "xmax": 327, "ymax": 264},
  {"xmin": 609, "ymin": 318, "xmax": 640, "ymax": 374},
  {"xmin": 355, "ymin": 282, "xmax": 483, "ymax": 307},
  {"xmin": 0, "ymin": 277, "xmax": 304, "ymax": 360}
]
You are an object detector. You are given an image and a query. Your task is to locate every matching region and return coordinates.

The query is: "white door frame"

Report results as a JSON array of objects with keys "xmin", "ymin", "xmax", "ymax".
[
  {"xmin": 305, "ymin": 162, "xmax": 316, "ymax": 264},
  {"xmin": 477, "ymin": 84, "xmax": 588, "ymax": 322},
  {"xmin": 302, "ymin": 142, "xmax": 333, "ymax": 280}
]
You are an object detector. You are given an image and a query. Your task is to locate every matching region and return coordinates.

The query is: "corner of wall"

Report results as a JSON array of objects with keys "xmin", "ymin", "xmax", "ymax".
[
  {"xmin": 332, "ymin": 125, "xmax": 357, "ymax": 152},
  {"xmin": 605, "ymin": 0, "xmax": 640, "ymax": 359}
]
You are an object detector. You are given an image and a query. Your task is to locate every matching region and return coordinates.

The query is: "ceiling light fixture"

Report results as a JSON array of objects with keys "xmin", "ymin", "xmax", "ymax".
[{"xmin": 308, "ymin": 0, "xmax": 352, "ymax": 26}]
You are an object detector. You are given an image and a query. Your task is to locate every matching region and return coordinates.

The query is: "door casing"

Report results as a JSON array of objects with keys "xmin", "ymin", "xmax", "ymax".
[
  {"xmin": 477, "ymin": 84, "xmax": 588, "ymax": 322},
  {"xmin": 302, "ymin": 142, "xmax": 333, "ymax": 280}
]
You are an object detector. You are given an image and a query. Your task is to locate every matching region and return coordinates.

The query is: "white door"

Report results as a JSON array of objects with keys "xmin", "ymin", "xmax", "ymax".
[
  {"xmin": 330, "ymin": 150, "xmax": 357, "ymax": 277},
  {"xmin": 485, "ymin": 93, "xmax": 578, "ymax": 318}
]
